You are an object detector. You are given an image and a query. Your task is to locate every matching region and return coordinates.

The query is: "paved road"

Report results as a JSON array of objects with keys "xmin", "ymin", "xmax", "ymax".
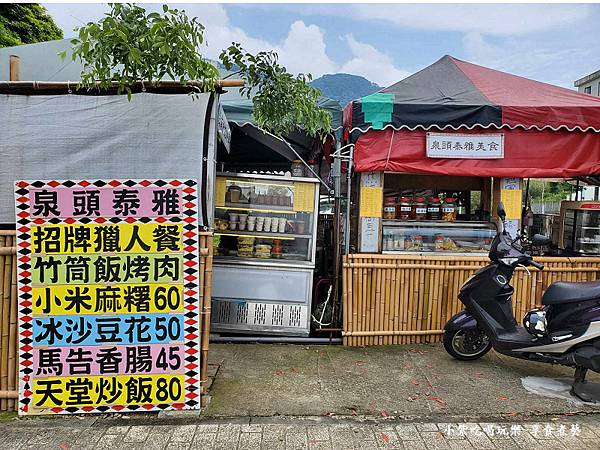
[{"xmin": 1, "ymin": 415, "xmax": 599, "ymax": 449}]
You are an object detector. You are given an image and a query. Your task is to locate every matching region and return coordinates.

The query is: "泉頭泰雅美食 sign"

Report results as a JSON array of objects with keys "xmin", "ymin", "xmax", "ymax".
[
  {"xmin": 14, "ymin": 179, "xmax": 200, "ymax": 415},
  {"xmin": 426, "ymin": 133, "xmax": 504, "ymax": 159}
]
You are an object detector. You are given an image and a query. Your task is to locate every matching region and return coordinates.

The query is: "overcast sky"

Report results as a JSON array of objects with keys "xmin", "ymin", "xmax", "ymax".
[{"xmin": 43, "ymin": 3, "xmax": 600, "ymax": 88}]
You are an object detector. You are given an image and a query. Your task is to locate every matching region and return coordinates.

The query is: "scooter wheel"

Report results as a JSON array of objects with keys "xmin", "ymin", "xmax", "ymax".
[{"xmin": 443, "ymin": 329, "xmax": 492, "ymax": 361}]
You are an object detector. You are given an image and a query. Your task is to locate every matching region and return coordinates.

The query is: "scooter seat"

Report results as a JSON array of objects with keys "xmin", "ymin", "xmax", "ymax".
[{"xmin": 542, "ymin": 281, "xmax": 600, "ymax": 305}]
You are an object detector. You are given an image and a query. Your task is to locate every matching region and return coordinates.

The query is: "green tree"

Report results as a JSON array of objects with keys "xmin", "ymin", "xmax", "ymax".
[
  {"xmin": 220, "ymin": 44, "xmax": 331, "ymax": 137},
  {"xmin": 0, "ymin": 4, "xmax": 63, "ymax": 48},
  {"xmin": 66, "ymin": 4, "xmax": 219, "ymax": 100},
  {"xmin": 528, "ymin": 180, "xmax": 575, "ymax": 203},
  {"xmin": 68, "ymin": 3, "xmax": 331, "ymax": 137}
]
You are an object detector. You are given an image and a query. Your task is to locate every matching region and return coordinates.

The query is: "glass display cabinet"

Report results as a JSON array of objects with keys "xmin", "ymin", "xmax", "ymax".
[
  {"xmin": 211, "ymin": 173, "xmax": 320, "ymax": 336},
  {"xmin": 382, "ymin": 221, "xmax": 496, "ymax": 254},
  {"xmin": 559, "ymin": 201, "xmax": 600, "ymax": 255}
]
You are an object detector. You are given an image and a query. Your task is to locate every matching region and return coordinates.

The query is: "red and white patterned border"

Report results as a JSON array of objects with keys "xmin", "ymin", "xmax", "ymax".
[{"xmin": 14, "ymin": 179, "xmax": 200, "ymax": 415}]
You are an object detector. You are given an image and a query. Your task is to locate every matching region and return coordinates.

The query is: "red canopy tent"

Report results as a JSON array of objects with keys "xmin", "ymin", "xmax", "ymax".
[{"xmin": 345, "ymin": 55, "xmax": 600, "ymax": 177}]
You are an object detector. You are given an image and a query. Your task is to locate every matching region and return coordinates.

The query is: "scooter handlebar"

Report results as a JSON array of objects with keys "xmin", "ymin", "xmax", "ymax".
[{"xmin": 529, "ymin": 260, "xmax": 544, "ymax": 271}]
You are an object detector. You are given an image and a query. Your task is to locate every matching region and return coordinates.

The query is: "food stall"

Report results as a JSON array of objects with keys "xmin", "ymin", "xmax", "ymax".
[
  {"xmin": 342, "ymin": 55, "xmax": 600, "ymax": 346},
  {"xmin": 211, "ymin": 172, "xmax": 320, "ymax": 336},
  {"xmin": 209, "ymin": 83, "xmax": 343, "ymax": 338},
  {"xmin": 378, "ymin": 174, "xmax": 495, "ymax": 255},
  {"xmin": 558, "ymin": 201, "xmax": 600, "ymax": 255}
]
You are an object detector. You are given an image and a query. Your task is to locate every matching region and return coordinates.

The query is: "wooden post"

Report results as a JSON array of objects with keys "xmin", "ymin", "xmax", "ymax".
[{"xmin": 9, "ymin": 55, "xmax": 20, "ymax": 81}]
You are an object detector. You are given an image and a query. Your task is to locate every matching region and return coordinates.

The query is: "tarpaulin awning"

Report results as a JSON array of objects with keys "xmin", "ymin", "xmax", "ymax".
[
  {"xmin": 0, "ymin": 92, "xmax": 218, "ymax": 225},
  {"xmin": 346, "ymin": 55, "xmax": 600, "ymax": 133},
  {"xmin": 346, "ymin": 55, "xmax": 600, "ymax": 176},
  {"xmin": 222, "ymin": 93, "xmax": 343, "ymax": 132},
  {"xmin": 354, "ymin": 127, "xmax": 600, "ymax": 177}
]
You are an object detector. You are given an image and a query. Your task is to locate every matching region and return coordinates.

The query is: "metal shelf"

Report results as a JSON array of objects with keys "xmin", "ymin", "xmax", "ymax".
[
  {"xmin": 382, "ymin": 220, "xmax": 494, "ymax": 229},
  {"xmin": 216, "ymin": 202, "xmax": 296, "ymax": 214},
  {"xmin": 215, "ymin": 230, "xmax": 312, "ymax": 240},
  {"xmin": 217, "ymin": 171, "xmax": 319, "ymax": 184}
]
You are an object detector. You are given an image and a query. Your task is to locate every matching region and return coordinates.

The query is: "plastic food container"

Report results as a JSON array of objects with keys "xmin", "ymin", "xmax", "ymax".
[
  {"xmin": 254, "ymin": 244, "xmax": 272, "ymax": 259},
  {"xmin": 228, "ymin": 185, "xmax": 242, "ymax": 203}
]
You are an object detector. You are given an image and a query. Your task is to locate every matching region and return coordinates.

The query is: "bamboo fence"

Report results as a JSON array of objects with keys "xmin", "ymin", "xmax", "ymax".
[
  {"xmin": 198, "ymin": 232, "xmax": 214, "ymax": 408},
  {"xmin": 342, "ymin": 253, "xmax": 600, "ymax": 346},
  {"xmin": 0, "ymin": 230, "xmax": 214, "ymax": 412},
  {"xmin": 0, "ymin": 230, "xmax": 17, "ymax": 411}
]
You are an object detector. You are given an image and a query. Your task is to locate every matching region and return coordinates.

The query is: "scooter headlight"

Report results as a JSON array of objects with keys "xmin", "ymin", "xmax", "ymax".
[{"xmin": 499, "ymin": 257, "xmax": 519, "ymax": 266}]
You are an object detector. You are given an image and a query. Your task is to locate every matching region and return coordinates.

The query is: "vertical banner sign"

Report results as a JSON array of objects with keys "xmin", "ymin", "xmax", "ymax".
[
  {"xmin": 359, "ymin": 172, "xmax": 382, "ymax": 253},
  {"xmin": 500, "ymin": 178, "xmax": 522, "ymax": 238},
  {"xmin": 14, "ymin": 179, "xmax": 200, "ymax": 415}
]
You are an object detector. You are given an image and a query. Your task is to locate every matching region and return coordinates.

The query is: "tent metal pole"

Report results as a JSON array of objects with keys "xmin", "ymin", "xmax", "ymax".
[
  {"xmin": 330, "ymin": 143, "xmax": 354, "ymax": 329},
  {"xmin": 345, "ymin": 145, "xmax": 354, "ymax": 255},
  {"xmin": 331, "ymin": 141, "xmax": 343, "ymax": 332},
  {"xmin": 251, "ymin": 127, "xmax": 332, "ymax": 192},
  {"xmin": 521, "ymin": 178, "xmax": 530, "ymax": 236}
]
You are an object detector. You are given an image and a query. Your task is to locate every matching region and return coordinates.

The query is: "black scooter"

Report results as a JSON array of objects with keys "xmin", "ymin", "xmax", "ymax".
[{"xmin": 444, "ymin": 203, "xmax": 600, "ymax": 402}]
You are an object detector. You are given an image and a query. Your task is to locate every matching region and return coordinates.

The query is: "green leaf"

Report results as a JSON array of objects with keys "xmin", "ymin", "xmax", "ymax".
[{"xmin": 66, "ymin": 3, "xmax": 331, "ymax": 138}]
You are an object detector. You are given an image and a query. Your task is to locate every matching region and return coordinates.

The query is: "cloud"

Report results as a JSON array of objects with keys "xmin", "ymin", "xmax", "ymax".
[
  {"xmin": 462, "ymin": 32, "xmax": 502, "ymax": 63},
  {"xmin": 43, "ymin": 3, "xmax": 112, "ymax": 34},
  {"xmin": 340, "ymin": 34, "xmax": 410, "ymax": 86},
  {"xmin": 351, "ymin": 4, "xmax": 590, "ymax": 36},
  {"xmin": 275, "ymin": 21, "xmax": 337, "ymax": 75},
  {"xmin": 194, "ymin": 8, "xmax": 338, "ymax": 78},
  {"xmin": 461, "ymin": 32, "xmax": 595, "ymax": 88},
  {"xmin": 42, "ymin": 3, "xmax": 409, "ymax": 85}
]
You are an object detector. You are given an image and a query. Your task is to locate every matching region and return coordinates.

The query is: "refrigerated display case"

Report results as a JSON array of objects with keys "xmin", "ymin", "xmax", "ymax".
[
  {"xmin": 558, "ymin": 201, "xmax": 600, "ymax": 255},
  {"xmin": 211, "ymin": 172, "xmax": 319, "ymax": 336},
  {"xmin": 381, "ymin": 220, "xmax": 496, "ymax": 254}
]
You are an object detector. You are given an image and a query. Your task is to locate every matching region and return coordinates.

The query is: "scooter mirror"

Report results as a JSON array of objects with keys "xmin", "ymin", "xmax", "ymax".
[
  {"xmin": 497, "ymin": 202, "xmax": 507, "ymax": 221},
  {"xmin": 532, "ymin": 234, "xmax": 552, "ymax": 246}
]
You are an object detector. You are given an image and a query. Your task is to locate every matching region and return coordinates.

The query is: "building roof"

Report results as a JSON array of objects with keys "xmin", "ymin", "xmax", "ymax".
[
  {"xmin": 0, "ymin": 39, "xmax": 81, "ymax": 81},
  {"xmin": 574, "ymin": 69, "xmax": 600, "ymax": 87}
]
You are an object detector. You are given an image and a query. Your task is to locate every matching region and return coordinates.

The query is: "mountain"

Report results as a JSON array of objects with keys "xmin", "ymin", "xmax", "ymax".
[{"xmin": 311, "ymin": 73, "xmax": 381, "ymax": 107}]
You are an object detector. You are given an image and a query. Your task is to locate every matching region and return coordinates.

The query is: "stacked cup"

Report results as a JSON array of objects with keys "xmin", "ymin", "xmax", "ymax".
[
  {"xmin": 264, "ymin": 217, "xmax": 272, "ymax": 233},
  {"xmin": 256, "ymin": 216, "xmax": 265, "ymax": 232},
  {"xmin": 247, "ymin": 215, "xmax": 256, "ymax": 231},
  {"xmin": 278, "ymin": 217, "xmax": 287, "ymax": 233},
  {"xmin": 229, "ymin": 213, "xmax": 239, "ymax": 230},
  {"xmin": 238, "ymin": 213, "xmax": 248, "ymax": 231}
]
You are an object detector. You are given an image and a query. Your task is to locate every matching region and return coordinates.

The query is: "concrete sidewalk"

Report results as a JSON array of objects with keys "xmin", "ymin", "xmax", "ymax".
[
  {"xmin": 204, "ymin": 343, "xmax": 600, "ymax": 419},
  {"xmin": 1, "ymin": 415, "xmax": 600, "ymax": 449},
  {"xmin": 2, "ymin": 343, "xmax": 600, "ymax": 450}
]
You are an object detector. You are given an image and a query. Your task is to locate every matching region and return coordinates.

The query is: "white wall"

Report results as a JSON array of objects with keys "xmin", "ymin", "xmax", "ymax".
[{"xmin": 576, "ymin": 75, "xmax": 600, "ymax": 96}]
